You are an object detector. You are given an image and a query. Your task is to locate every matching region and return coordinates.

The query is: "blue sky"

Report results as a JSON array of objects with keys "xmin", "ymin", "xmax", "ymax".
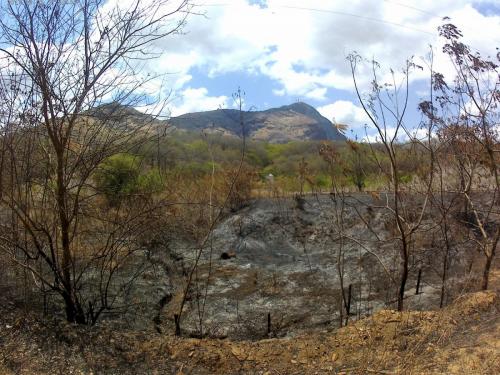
[{"xmin": 137, "ymin": 0, "xmax": 500, "ymax": 140}]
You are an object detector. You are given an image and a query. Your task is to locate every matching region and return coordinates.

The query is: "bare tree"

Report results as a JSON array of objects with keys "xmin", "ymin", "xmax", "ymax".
[
  {"xmin": 348, "ymin": 54, "xmax": 434, "ymax": 311},
  {"xmin": 174, "ymin": 88, "xmax": 249, "ymax": 337},
  {"xmin": 0, "ymin": 0, "xmax": 192, "ymax": 324},
  {"xmin": 433, "ymin": 23, "xmax": 499, "ymax": 290}
]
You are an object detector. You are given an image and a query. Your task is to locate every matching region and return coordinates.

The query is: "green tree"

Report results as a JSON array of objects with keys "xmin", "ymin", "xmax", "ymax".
[{"xmin": 96, "ymin": 153, "xmax": 162, "ymax": 206}]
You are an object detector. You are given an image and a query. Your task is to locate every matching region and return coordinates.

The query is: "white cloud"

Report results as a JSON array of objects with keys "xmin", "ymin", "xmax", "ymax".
[
  {"xmin": 361, "ymin": 125, "xmax": 432, "ymax": 143},
  {"xmin": 304, "ymin": 87, "xmax": 328, "ymax": 101},
  {"xmin": 103, "ymin": 0, "xmax": 500, "ymax": 114},
  {"xmin": 317, "ymin": 99, "xmax": 433, "ymax": 142},
  {"xmin": 168, "ymin": 87, "xmax": 229, "ymax": 117},
  {"xmin": 318, "ymin": 100, "xmax": 370, "ymax": 130}
]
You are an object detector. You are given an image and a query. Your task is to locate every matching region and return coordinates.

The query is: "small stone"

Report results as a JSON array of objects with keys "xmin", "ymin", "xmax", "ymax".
[{"xmin": 231, "ymin": 347, "xmax": 247, "ymax": 360}]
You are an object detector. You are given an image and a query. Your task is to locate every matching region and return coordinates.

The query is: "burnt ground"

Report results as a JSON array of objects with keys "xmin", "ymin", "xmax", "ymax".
[
  {"xmin": 0, "ymin": 279, "xmax": 498, "ymax": 374},
  {"xmin": 0, "ymin": 194, "xmax": 484, "ymax": 340},
  {"xmin": 0, "ymin": 194, "xmax": 498, "ymax": 374},
  {"xmin": 157, "ymin": 194, "xmax": 482, "ymax": 339}
]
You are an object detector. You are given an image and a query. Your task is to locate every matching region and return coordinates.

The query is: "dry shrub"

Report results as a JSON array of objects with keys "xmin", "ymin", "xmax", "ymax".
[{"xmin": 162, "ymin": 165, "xmax": 258, "ymax": 240}]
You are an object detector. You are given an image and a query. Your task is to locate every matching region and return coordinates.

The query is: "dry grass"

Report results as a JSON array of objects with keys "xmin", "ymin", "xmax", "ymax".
[{"xmin": 153, "ymin": 289, "xmax": 498, "ymax": 374}]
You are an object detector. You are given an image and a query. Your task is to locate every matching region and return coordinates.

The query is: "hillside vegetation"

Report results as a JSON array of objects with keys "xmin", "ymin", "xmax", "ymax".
[{"xmin": 144, "ymin": 130, "xmax": 416, "ymax": 194}]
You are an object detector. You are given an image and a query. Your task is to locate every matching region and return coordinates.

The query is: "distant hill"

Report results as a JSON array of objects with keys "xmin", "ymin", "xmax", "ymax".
[
  {"xmin": 88, "ymin": 102, "xmax": 347, "ymax": 143},
  {"xmin": 167, "ymin": 102, "xmax": 347, "ymax": 143}
]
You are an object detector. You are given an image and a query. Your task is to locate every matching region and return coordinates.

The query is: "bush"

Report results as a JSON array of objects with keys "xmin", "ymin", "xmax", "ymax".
[{"xmin": 96, "ymin": 153, "xmax": 163, "ymax": 206}]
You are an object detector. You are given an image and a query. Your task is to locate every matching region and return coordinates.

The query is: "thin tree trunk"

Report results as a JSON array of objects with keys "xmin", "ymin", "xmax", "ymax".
[
  {"xmin": 481, "ymin": 243, "xmax": 496, "ymax": 290},
  {"xmin": 440, "ymin": 248, "xmax": 449, "ymax": 308},
  {"xmin": 55, "ymin": 149, "xmax": 84, "ymax": 323},
  {"xmin": 397, "ymin": 251, "xmax": 408, "ymax": 311}
]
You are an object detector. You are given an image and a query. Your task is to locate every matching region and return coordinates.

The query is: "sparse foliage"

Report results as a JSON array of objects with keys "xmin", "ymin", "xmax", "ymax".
[{"xmin": 0, "ymin": 0, "xmax": 192, "ymax": 324}]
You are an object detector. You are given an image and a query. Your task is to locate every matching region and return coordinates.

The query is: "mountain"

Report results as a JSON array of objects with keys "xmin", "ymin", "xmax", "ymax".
[
  {"xmin": 85, "ymin": 102, "xmax": 166, "ymax": 128},
  {"xmin": 167, "ymin": 102, "xmax": 346, "ymax": 143},
  {"xmin": 87, "ymin": 102, "xmax": 347, "ymax": 142}
]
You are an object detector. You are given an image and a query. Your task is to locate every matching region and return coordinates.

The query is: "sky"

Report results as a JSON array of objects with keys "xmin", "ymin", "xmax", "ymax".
[{"xmin": 137, "ymin": 0, "xmax": 500, "ymax": 140}]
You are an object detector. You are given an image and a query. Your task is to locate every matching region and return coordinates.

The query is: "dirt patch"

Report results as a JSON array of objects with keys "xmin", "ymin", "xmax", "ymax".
[{"xmin": 160, "ymin": 290, "xmax": 499, "ymax": 374}]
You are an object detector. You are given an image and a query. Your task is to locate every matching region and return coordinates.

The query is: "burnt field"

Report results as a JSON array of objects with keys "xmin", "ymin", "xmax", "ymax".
[
  {"xmin": 151, "ymin": 192, "xmax": 489, "ymax": 339},
  {"xmin": 2, "ymin": 192, "xmax": 492, "ymax": 340}
]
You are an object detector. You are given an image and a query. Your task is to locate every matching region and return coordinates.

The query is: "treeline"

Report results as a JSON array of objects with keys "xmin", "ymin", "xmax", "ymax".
[{"xmin": 134, "ymin": 130, "xmax": 428, "ymax": 194}]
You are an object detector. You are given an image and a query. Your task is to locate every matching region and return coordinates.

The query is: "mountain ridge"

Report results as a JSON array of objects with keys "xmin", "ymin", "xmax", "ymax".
[
  {"xmin": 89, "ymin": 101, "xmax": 347, "ymax": 143},
  {"xmin": 167, "ymin": 102, "xmax": 346, "ymax": 143}
]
